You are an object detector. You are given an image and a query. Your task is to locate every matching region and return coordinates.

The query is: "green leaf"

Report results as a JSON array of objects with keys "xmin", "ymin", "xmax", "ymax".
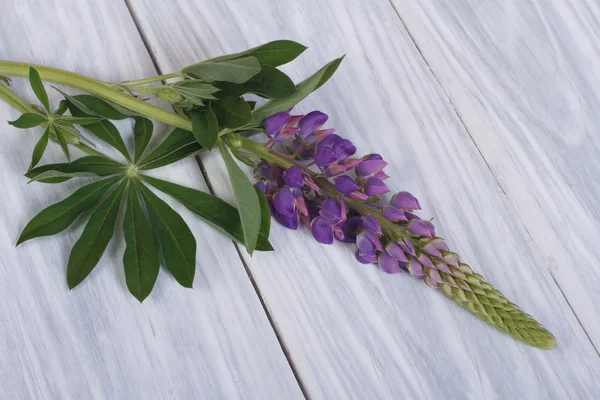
[
  {"xmin": 17, "ymin": 176, "xmax": 120, "ymax": 245},
  {"xmin": 29, "ymin": 126, "xmax": 50, "ymax": 170},
  {"xmin": 123, "ymin": 185, "xmax": 160, "ymax": 302},
  {"xmin": 56, "ymin": 116, "xmax": 103, "ymax": 125},
  {"xmin": 191, "ymin": 106, "xmax": 218, "ymax": 150},
  {"xmin": 172, "ymin": 81, "xmax": 219, "ymax": 99},
  {"xmin": 67, "ymin": 180, "xmax": 127, "ymax": 289},
  {"xmin": 67, "ymin": 94, "xmax": 137, "ymax": 119},
  {"xmin": 28, "ymin": 170, "xmax": 98, "ymax": 183},
  {"xmin": 133, "ymin": 117, "xmax": 153, "ymax": 162},
  {"xmin": 54, "ymin": 126, "xmax": 70, "ymax": 162},
  {"xmin": 255, "ymin": 187, "xmax": 272, "ymax": 246},
  {"xmin": 217, "ymin": 66, "xmax": 297, "ymax": 99},
  {"xmin": 183, "ymin": 56, "xmax": 261, "ymax": 84},
  {"xmin": 137, "ymin": 183, "xmax": 196, "ymax": 288},
  {"xmin": 142, "ymin": 176, "xmax": 273, "ymax": 251},
  {"xmin": 212, "ymin": 97, "xmax": 251, "ymax": 129},
  {"xmin": 8, "ymin": 113, "xmax": 47, "ymax": 128},
  {"xmin": 218, "ymin": 140, "xmax": 261, "ymax": 254},
  {"xmin": 68, "ymin": 108, "xmax": 130, "ymax": 161},
  {"xmin": 29, "ymin": 67, "xmax": 50, "ymax": 111},
  {"xmin": 139, "ymin": 128, "xmax": 202, "ymax": 169},
  {"xmin": 251, "ymin": 56, "xmax": 344, "ymax": 124},
  {"xmin": 55, "ymin": 100, "xmax": 68, "ymax": 115},
  {"xmin": 26, "ymin": 156, "xmax": 125, "ymax": 183},
  {"xmin": 208, "ymin": 40, "xmax": 307, "ymax": 67},
  {"xmin": 53, "ymin": 123, "xmax": 85, "ymax": 144}
]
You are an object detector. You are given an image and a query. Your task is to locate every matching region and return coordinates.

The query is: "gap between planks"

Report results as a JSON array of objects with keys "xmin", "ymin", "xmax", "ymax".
[
  {"xmin": 123, "ymin": 0, "xmax": 313, "ymax": 396},
  {"xmin": 387, "ymin": 0, "xmax": 600, "ymax": 359}
]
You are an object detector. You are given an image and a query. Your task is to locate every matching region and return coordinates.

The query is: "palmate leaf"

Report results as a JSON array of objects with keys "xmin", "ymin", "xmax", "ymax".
[
  {"xmin": 29, "ymin": 67, "xmax": 50, "ymax": 112},
  {"xmin": 17, "ymin": 176, "xmax": 121, "ymax": 245},
  {"xmin": 191, "ymin": 105, "xmax": 218, "ymax": 150},
  {"xmin": 26, "ymin": 155, "xmax": 125, "ymax": 183},
  {"xmin": 218, "ymin": 140, "xmax": 261, "ymax": 254},
  {"xmin": 139, "ymin": 128, "xmax": 202, "ymax": 170},
  {"xmin": 123, "ymin": 185, "xmax": 160, "ymax": 302},
  {"xmin": 137, "ymin": 182, "xmax": 196, "ymax": 288},
  {"xmin": 67, "ymin": 179, "xmax": 127, "ymax": 289},
  {"xmin": 207, "ymin": 40, "xmax": 307, "ymax": 67},
  {"xmin": 142, "ymin": 176, "xmax": 273, "ymax": 251},
  {"xmin": 133, "ymin": 117, "xmax": 153, "ymax": 162},
  {"xmin": 183, "ymin": 56, "xmax": 261, "ymax": 84},
  {"xmin": 250, "ymin": 56, "xmax": 344, "ymax": 124}
]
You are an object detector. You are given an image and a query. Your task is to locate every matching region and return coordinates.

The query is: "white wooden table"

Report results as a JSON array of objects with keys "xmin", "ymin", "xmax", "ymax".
[{"xmin": 1, "ymin": 1, "xmax": 599, "ymax": 398}]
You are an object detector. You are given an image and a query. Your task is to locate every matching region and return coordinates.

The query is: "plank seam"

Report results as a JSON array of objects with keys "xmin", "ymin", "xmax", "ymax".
[
  {"xmin": 388, "ymin": 0, "xmax": 600, "ymax": 358},
  {"xmin": 123, "ymin": 1, "xmax": 312, "ymax": 395}
]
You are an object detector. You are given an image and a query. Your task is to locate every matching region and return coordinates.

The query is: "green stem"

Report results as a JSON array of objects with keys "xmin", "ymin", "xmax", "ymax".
[
  {"xmin": 0, "ymin": 61, "xmax": 192, "ymax": 131},
  {"xmin": 0, "ymin": 83, "xmax": 35, "ymax": 113},
  {"xmin": 236, "ymin": 135, "xmax": 406, "ymax": 240},
  {"xmin": 120, "ymin": 72, "xmax": 182, "ymax": 87}
]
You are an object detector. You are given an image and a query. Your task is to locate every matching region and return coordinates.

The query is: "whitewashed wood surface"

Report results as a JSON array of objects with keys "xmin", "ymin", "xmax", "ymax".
[
  {"xmin": 127, "ymin": 0, "xmax": 600, "ymax": 399},
  {"xmin": 393, "ymin": 0, "xmax": 600, "ymax": 350},
  {"xmin": 0, "ymin": 1, "xmax": 304, "ymax": 399},
  {"xmin": 1, "ymin": 0, "xmax": 600, "ymax": 399}
]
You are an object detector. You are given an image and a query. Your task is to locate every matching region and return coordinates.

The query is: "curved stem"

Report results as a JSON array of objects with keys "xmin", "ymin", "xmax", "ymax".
[
  {"xmin": 0, "ymin": 83, "xmax": 34, "ymax": 113},
  {"xmin": 0, "ymin": 61, "xmax": 192, "ymax": 131},
  {"xmin": 120, "ymin": 72, "xmax": 182, "ymax": 87}
]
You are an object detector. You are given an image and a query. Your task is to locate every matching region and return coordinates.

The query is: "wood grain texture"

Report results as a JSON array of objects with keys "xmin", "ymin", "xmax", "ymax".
[
  {"xmin": 392, "ymin": 0, "xmax": 600, "ymax": 348},
  {"xmin": 129, "ymin": 0, "xmax": 600, "ymax": 398},
  {"xmin": 0, "ymin": 1, "xmax": 303, "ymax": 399}
]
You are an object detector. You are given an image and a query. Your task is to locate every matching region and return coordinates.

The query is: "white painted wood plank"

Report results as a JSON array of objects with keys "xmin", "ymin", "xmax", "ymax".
[
  {"xmin": 392, "ymin": 0, "xmax": 600, "ymax": 348},
  {"xmin": 0, "ymin": 1, "xmax": 304, "ymax": 399},
  {"xmin": 129, "ymin": 0, "xmax": 600, "ymax": 398}
]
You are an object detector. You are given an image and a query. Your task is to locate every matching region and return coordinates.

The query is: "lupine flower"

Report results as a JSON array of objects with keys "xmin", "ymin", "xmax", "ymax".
[{"xmin": 254, "ymin": 109, "xmax": 556, "ymax": 350}]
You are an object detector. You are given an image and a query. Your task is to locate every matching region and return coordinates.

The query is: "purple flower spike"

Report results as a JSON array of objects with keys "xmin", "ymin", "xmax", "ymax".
[
  {"xmin": 299, "ymin": 111, "xmax": 328, "ymax": 138},
  {"xmin": 335, "ymin": 175, "xmax": 360, "ymax": 194},
  {"xmin": 391, "ymin": 191, "xmax": 421, "ymax": 210},
  {"xmin": 282, "ymin": 166, "xmax": 303, "ymax": 188},
  {"xmin": 273, "ymin": 188, "xmax": 296, "ymax": 217},
  {"xmin": 364, "ymin": 177, "xmax": 390, "ymax": 196},
  {"xmin": 311, "ymin": 216, "xmax": 333, "ymax": 244},
  {"xmin": 379, "ymin": 253, "xmax": 402, "ymax": 274},
  {"xmin": 386, "ymin": 242, "xmax": 408, "ymax": 262},
  {"xmin": 357, "ymin": 160, "xmax": 388, "ymax": 178},
  {"xmin": 407, "ymin": 219, "xmax": 434, "ymax": 238},
  {"xmin": 382, "ymin": 205, "xmax": 408, "ymax": 222},
  {"xmin": 264, "ymin": 111, "xmax": 290, "ymax": 138},
  {"xmin": 315, "ymin": 146, "xmax": 338, "ymax": 167},
  {"xmin": 276, "ymin": 212, "xmax": 299, "ymax": 230},
  {"xmin": 363, "ymin": 216, "xmax": 382, "ymax": 235}
]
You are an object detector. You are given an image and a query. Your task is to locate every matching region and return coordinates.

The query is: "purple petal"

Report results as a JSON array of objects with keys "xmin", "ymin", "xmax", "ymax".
[
  {"xmin": 433, "ymin": 259, "xmax": 452, "ymax": 274},
  {"xmin": 256, "ymin": 163, "xmax": 271, "ymax": 178},
  {"xmin": 315, "ymin": 146, "xmax": 338, "ymax": 167},
  {"xmin": 382, "ymin": 205, "xmax": 408, "ymax": 222},
  {"xmin": 338, "ymin": 197, "xmax": 347, "ymax": 224},
  {"xmin": 386, "ymin": 243, "xmax": 408, "ymax": 262},
  {"xmin": 311, "ymin": 216, "xmax": 333, "ymax": 244},
  {"xmin": 390, "ymin": 191, "xmax": 421, "ymax": 210},
  {"xmin": 408, "ymin": 257, "xmax": 426, "ymax": 278},
  {"xmin": 320, "ymin": 199, "xmax": 341, "ymax": 221},
  {"xmin": 356, "ymin": 251, "xmax": 378, "ymax": 264},
  {"xmin": 318, "ymin": 133, "xmax": 341, "ymax": 148},
  {"xmin": 298, "ymin": 111, "xmax": 328, "ymax": 138},
  {"xmin": 356, "ymin": 232, "xmax": 377, "ymax": 257},
  {"xmin": 288, "ymin": 114, "xmax": 304, "ymax": 126},
  {"xmin": 423, "ymin": 241, "xmax": 443, "ymax": 258},
  {"xmin": 322, "ymin": 163, "xmax": 346, "ymax": 177},
  {"xmin": 364, "ymin": 177, "xmax": 390, "ymax": 196},
  {"xmin": 274, "ymin": 126, "xmax": 300, "ymax": 142},
  {"xmin": 402, "ymin": 237, "xmax": 416, "ymax": 255},
  {"xmin": 264, "ymin": 111, "xmax": 290, "ymax": 137},
  {"xmin": 292, "ymin": 188, "xmax": 308, "ymax": 216},
  {"xmin": 357, "ymin": 160, "xmax": 388, "ymax": 178},
  {"xmin": 335, "ymin": 175, "xmax": 360, "ymax": 194},
  {"xmin": 348, "ymin": 191, "xmax": 369, "ymax": 200},
  {"xmin": 254, "ymin": 180, "xmax": 267, "ymax": 194},
  {"xmin": 418, "ymin": 253, "xmax": 435, "ymax": 269},
  {"xmin": 303, "ymin": 174, "xmax": 320, "ymax": 191},
  {"xmin": 338, "ymin": 216, "xmax": 363, "ymax": 243},
  {"xmin": 432, "ymin": 239, "xmax": 449, "ymax": 252},
  {"xmin": 332, "ymin": 225, "xmax": 345, "ymax": 241},
  {"xmin": 363, "ymin": 153, "xmax": 383, "ymax": 161},
  {"xmin": 379, "ymin": 253, "xmax": 402, "ymax": 274},
  {"xmin": 331, "ymin": 138, "xmax": 357, "ymax": 159},
  {"xmin": 282, "ymin": 166, "xmax": 303, "ymax": 188},
  {"xmin": 365, "ymin": 231, "xmax": 384, "ymax": 252},
  {"xmin": 273, "ymin": 187, "xmax": 296, "ymax": 217},
  {"xmin": 275, "ymin": 211, "xmax": 299, "ymax": 230},
  {"xmin": 443, "ymin": 252, "xmax": 460, "ymax": 268},
  {"xmin": 312, "ymin": 128, "xmax": 335, "ymax": 142},
  {"xmin": 362, "ymin": 216, "xmax": 382, "ymax": 235},
  {"xmin": 373, "ymin": 170, "xmax": 390, "ymax": 181},
  {"xmin": 407, "ymin": 220, "xmax": 434, "ymax": 238}
]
